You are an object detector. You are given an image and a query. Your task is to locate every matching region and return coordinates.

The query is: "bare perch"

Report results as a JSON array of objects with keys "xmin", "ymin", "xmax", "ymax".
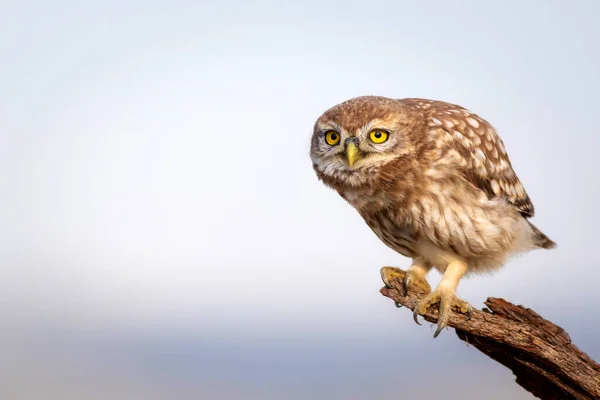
[{"xmin": 380, "ymin": 267, "xmax": 600, "ymax": 400}]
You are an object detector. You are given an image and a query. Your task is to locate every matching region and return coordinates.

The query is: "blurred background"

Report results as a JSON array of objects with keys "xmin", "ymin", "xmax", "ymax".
[{"xmin": 1, "ymin": 1, "xmax": 599, "ymax": 399}]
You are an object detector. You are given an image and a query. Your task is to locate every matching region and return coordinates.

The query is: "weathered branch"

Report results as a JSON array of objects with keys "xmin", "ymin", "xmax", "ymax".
[{"xmin": 379, "ymin": 267, "xmax": 600, "ymax": 400}]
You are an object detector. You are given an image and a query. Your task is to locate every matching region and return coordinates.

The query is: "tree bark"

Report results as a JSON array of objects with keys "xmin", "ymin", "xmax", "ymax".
[{"xmin": 379, "ymin": 267, "xmax": 600, "ymax": 400}]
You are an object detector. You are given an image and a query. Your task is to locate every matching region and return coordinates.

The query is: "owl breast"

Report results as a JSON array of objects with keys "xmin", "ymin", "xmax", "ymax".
[
  {"xmin": 362, "ymin": 209, "xmax": 418, "ymax": 259},
  {"xmin": 341, "ymin": 188, "xmax": 418, "ymax": 259}
]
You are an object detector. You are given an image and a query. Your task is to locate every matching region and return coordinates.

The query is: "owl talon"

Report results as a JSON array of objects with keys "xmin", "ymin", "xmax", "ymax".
[
  {"xmin": 433, "ymin": 325, "xmax": 445, "ymax": 339},
  {"xmin": 404, "ymin": 275, "xmax": 412, "ymax": 290},
  {"xmin": 403, "ymin": 269, "xmax": 431, "ymax": 296},
  {"xmin": 413, "ymin": 311, "xmax": 421, "ymax": 325},
  {"xmin": 412, "ymin": 286, "xmax": 472, "ymax": 338},
  {"xmin": 412, "ymin": 309, "xmax": 422, "ymax": 325}
]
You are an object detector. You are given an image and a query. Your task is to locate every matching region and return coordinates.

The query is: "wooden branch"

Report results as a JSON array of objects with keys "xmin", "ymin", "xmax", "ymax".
[{"xmin": 379, "ymin": 267, "xmax": 600, "ymax": 400}]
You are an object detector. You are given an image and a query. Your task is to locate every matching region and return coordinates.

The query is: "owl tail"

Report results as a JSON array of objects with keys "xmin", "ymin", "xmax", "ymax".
[{"xmin": 527, "ymin": 220, "xmax": 557, "ymax": 249}]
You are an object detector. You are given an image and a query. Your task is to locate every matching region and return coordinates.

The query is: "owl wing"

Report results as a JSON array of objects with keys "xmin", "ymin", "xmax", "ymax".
[{"xmin": 424, "ymin": 100, "xmax": 535, "ymax": 218}]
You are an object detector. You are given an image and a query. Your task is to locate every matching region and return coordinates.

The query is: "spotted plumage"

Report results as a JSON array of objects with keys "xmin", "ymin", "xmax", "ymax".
[{"xmin": 310, "ymin": 96, "xmax": 555, "ymax": 337}]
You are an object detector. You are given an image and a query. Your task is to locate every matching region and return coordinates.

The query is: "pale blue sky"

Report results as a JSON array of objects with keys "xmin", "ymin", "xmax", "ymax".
[{"xmin": 1, "ymin": 1, "xmax": 599, "ymax": 398}]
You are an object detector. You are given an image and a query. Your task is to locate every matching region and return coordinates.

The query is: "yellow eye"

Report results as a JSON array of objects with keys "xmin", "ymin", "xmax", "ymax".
[
  {"xmin": 369, "ymin": 130, "xmax": 388, "ymax": 144},
  {"xmin": 324, "ymin": 130, "xmax": 341, "ymax": 145}
]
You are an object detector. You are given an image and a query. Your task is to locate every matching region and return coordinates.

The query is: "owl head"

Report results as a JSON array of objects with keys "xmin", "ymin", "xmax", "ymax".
[{"xmin": 310, "ymin": 96, "xmax": 420, "ymax": 187}]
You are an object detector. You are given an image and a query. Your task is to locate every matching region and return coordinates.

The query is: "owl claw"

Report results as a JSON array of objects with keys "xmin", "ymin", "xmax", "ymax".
[
  {"xmin": 403, "ymin": 275, "xmax": 413, "ymax": 293},
  {"xmin": 412, "ymin": 287, "xmax": 472, "ymax": 338},
  {"xmin": 412, "ymin": 309, "xmax": 422, "ymax": 325},
  {"xmin": 433, "ymin": 325, "xmax": 445, "ymax": 339},
  {"xmin": 403, "ymin": 270, "xmax": 431, "ymax": 296}
]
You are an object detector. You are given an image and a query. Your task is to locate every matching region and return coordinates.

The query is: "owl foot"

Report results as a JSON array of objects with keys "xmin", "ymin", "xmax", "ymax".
[
  {"xmin": 381, "ymin": 267, "xmax": 431, "ymax": 295},
  {"xmin": 412, "ymin": 287, "xmax": 473, "ymax": 338},
  {"xmin": 381, "ymin": 266, "xmax": 432, "ymax": 311},
  {"xmin": 380, "ymin": 267, "xmax": 406, "ymax": 289}
]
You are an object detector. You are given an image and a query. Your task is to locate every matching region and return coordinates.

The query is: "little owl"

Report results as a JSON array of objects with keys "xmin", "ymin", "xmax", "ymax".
[{"xmin": 310, "ymin": 96, "xmax": 555, "ymax": 338}]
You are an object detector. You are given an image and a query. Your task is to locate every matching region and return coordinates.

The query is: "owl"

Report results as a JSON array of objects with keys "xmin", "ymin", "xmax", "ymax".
[{"xmin": 310, "ymin": 96, "xmax": 555, "ymax": 337}]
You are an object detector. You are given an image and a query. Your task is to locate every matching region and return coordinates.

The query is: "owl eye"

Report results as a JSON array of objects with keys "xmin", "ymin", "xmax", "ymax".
[
  {"xmin": 369, "ymin": 130, "xmax": 389, "ymax": 144},
  {"xmin": 324, "ymin": 130, "xmax": 341, "ymax": 145}
]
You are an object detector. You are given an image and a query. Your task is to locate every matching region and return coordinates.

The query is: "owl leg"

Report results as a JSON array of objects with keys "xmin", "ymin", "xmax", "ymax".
[{"xmin": 413, "ymin": 260, "xmax": 473, "ymax": 338}]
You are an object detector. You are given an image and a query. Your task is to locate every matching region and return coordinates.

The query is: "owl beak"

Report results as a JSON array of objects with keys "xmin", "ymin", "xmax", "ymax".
[{"xmin": 346, "ymin": 141, "xmax": 360, "ymax": 167}]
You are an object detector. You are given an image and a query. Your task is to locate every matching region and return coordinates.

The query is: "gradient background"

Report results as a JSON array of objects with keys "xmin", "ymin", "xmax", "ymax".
[{"xmin": 2, "ymin": 1, "xmax": 599, "ymax": 399}]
